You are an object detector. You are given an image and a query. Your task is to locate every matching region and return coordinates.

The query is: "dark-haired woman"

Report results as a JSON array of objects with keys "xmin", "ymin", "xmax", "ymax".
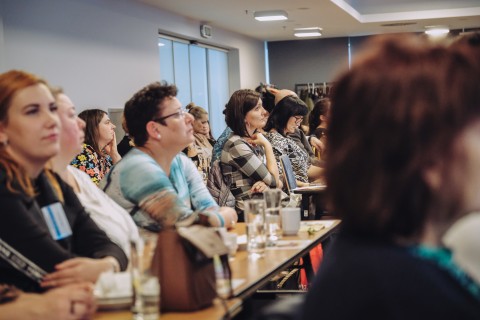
[
  {"xmin": 220, "ymin": 89, "xmax": 281, "ymax": 216},
  {"xmin": 71, "ymin": 109, "xmax": 121, "ymax": 185},
  {"xmin": 300, "ymin": 34, "xmax": 480, "ymax": 319},
  {"xmin": 308, "ymin": 98, "xmax": 330, "ymax": 161},
  {"xmin": 265, "ymin": 95, "xmax": 312, "ymax": 187}
]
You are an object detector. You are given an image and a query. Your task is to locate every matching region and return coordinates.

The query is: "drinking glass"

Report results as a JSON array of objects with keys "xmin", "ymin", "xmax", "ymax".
[
  {"xmin": 244, "ymin": 199, "xmax": 267, "ymax": 258},
  {"xmin": 131, "ymin": 230, "xmax": 160, "ymax": 320},
  {"xmin": 264, "ymin": 189, "xmax": 282, "ymax": 246}
]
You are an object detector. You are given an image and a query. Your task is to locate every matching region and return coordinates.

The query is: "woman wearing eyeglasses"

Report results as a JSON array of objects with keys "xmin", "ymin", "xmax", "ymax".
[
  {"xmin": 71, "ymin": 109, "xmax": 121, "ymax": 185},
  {"xmin": 102, "ymin": 82, "xmax": 237, "ymax": 231},
  {"xmin": 264, "ymin": 96, "xmax": 311, "ymax": 187}
]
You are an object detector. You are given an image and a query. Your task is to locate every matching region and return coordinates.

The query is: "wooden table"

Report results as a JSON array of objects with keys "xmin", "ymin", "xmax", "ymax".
[
  {"xmin": 95, "ymin": 220, "xmax": 341, "ymax": 320},
  {"xmin": 94, "ymin": 298, "xmax": 243, "ymax": 320},
  {"xmin": 230, "ymin": 220, "xmax": 339, "ymax": 298}
]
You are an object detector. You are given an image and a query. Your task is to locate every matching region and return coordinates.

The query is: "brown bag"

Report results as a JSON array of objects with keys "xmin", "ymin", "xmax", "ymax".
[{"xmin": 151, "ymin": 224, "xmax": 232, "ymax": 311}]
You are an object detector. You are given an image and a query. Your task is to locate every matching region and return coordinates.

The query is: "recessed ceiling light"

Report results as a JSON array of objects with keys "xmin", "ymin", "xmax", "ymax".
[
  {"xmin": 294, "ymin": 27, "xmax": 322, "ymax": 38},
  {"xmin": 254, "ymin": 10, "xmax": 288, "ymax": 22},
  {"xmin": 425, "ymin": 26, "xmax": 450, "ymax": 36}
]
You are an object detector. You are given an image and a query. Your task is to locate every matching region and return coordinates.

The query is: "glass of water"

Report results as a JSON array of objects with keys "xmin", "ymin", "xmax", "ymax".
[
  {"xmin": 264, "ymin": 189, "xmax": 282, "ymax": 246},
  {"xmin": 244, "ymin": 199, "xmax": 267, "ymax": 258},
  {"xmin": 131, "ymin": 230, "xmax": 160, "ymax": 320}
]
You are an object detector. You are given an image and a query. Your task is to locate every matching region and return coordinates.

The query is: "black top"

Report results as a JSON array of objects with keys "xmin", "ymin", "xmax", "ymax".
[
  {"xmin": 0, "ymin": 169, "xmax": 128, "ymax": 292},
  {"xmin": 117, "ymin": 134, "xmax": 133, "ymax": 157},
  {"xmin": 299, "ymin": 231, "xmax": 480, "ymax": 320}
]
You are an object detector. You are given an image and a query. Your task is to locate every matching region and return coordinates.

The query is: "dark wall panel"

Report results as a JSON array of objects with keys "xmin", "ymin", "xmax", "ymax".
[{"xmin": 268, "ymin": 36, "xmax": 372, "ymax": 91}]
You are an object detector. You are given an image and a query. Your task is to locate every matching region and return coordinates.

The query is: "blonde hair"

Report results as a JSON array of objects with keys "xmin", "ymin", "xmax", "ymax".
[{"xmin": 186, "ymin": 102, "xmax": 208, "ymax": 120}]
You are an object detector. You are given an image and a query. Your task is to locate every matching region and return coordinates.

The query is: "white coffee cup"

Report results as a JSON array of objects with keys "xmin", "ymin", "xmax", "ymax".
[{"xmin": 280, "ymin": 207, "xmax": 301, "ymax": 235}]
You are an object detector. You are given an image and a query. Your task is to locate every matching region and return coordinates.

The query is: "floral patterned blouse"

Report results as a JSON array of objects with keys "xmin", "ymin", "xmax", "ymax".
[{"xmin": 71, "ymin": 144, "xmax": 113, "ymax": 185}]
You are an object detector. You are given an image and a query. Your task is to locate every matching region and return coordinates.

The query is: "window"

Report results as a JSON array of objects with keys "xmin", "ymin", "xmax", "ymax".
[{"xmin": 158, "ymin": 36, "xmax": 229, "ymax": 138}]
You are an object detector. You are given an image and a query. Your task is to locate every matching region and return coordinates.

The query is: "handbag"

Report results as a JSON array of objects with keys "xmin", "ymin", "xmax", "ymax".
[{"xmin": 150, "ymin": 223, "xmax": 232, "ymax": 311}]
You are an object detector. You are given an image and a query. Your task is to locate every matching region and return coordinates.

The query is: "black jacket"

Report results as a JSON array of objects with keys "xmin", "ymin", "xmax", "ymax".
[{"xmin": 0, "ymin": 169, "xmax": 128, "ymax": 292}]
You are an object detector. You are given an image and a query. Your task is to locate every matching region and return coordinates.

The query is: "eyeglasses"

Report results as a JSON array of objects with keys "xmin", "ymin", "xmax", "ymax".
[
  {"xmin": 152, "ymin": 109, "xmax": 187, "ymax": 125},
  {"xmin": 293, "ymin": 116, "xmax": 304, "ymax": 124}
]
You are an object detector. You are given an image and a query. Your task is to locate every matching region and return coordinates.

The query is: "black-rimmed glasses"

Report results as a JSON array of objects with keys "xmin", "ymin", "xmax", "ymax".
[
  {"xmin": 152, "ymin": 108, "xmax": 187, "ymax": 125},
  {"xmin": 293, "ymin": 116, "xmax": 304, "ymax": 124}
]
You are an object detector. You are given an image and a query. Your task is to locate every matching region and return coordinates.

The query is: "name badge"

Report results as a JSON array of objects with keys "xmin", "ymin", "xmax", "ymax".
[{"xmin": 41, "ymin": 202, "xmax": 73, "ymax": 240}]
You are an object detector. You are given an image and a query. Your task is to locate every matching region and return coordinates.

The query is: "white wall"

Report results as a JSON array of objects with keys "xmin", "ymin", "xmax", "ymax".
[{"xmin": 0, "ymin": 0, "xmax": 265, "ymax": 111}]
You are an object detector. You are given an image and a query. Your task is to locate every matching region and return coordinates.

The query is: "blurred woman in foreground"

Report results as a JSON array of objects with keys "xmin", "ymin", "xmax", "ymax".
[{"xmin": 300, "ymin": 35, "xmax": 480, "ymax": 319}]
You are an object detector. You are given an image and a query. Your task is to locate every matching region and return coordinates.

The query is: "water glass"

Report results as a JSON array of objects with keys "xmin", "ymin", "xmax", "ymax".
[
  {"xmin": 244, "ymin": 199, "xmax": 267, "ymax": 258},
  {"xmin": 218, "ymin": 228, "xmax": 238, "ymax": 259},
  {"xmin": 131, "ymin": 230, "xmax": 160, "ymax": 320},
  {"xmin": 264, "ymin": 189, "xmax": 282, "ymax": 245}
]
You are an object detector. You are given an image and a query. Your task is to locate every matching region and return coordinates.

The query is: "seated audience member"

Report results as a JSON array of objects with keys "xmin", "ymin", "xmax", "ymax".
[
  {"xmin": 101, "ymin": 82, "xmax": 237, "ymax": 231},
  {"xmin": 117, "ymin": 115, "xmax": 134, "ymax": 157},
  {"xmin": 50, "ymin": 88, "xmax": 139, "ymax": 255},
  {"xmin": 266, "ymin": 88, "xmax": 325, "ymax": 168},
  {"xmin": 220, "ymin": 89, "xmax": 281, "ymax": 216},
  {"xmin": 0, "ymin": 283, "xmax": 95, "ymax": 320},
  {"xmin": 0, "ymin": 70, "xmax": 128, "ymax": 292},
  {"xmin": 308, "ymin": 98, "xmax": 330, "ymax": 161},
  {"xmin": 300, "ymin": 35, "xmax": 480, "ymax": 319},
  {"xmin": 183, "ymin": 103, "xmax": 216, "ymax": 181},
  {"xmin": 265, "ymin": 95, "xmax": 323, "ymax": 187},
  {"xmin": 71, "ymin": 109, "xmax": 121, "ymax": 185},
  {"xmin": 211, "ymin": 87, "xmax": 295, "ymax": 163}
]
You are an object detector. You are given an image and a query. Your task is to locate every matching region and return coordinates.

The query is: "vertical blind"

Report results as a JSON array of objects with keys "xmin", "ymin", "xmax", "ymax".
[{"xmin": 158, "ymin": 36, "xmax": 229, "ymax": 139}]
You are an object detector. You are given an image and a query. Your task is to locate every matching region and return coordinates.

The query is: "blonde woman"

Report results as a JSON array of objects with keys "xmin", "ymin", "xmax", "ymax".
[
  {"xmin": 50, "ymin": 88, "xmax": 139, "ymax": 255},
  {"xmin": 183, "ymin": 103, "xmax": 215, "ymax": 181}
]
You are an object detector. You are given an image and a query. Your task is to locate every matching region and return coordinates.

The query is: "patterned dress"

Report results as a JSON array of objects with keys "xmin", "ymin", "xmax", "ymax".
[
  {"xmin": 71, "ymin": 144, "xmax": 112, "ymax": 185},
  {"xmin": 265, "ymin": 131, "xmax": 310, "ymax": 183}
]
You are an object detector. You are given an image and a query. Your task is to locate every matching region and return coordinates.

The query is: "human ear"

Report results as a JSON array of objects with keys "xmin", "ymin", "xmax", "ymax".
[{"xmin": 146, "ymin": 121, "xmax": 161, "ymax": 140}]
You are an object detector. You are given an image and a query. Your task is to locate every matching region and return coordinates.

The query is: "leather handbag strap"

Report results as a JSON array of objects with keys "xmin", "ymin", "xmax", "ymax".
[{"xmin": 0, "ymin": 238, "xmax": 47, "ymax": 283}]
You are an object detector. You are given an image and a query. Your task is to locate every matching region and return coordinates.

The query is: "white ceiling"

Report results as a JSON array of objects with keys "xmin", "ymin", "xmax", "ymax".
[{"xmin": 138, "ymin": 0, "xmax": 480, "ymax": 41}]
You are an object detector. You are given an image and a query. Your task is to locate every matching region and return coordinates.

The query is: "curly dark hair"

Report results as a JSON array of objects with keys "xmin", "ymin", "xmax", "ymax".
[{"xmin": 123, "ymin": 81, "xmax": 177, "ymax": 147}]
